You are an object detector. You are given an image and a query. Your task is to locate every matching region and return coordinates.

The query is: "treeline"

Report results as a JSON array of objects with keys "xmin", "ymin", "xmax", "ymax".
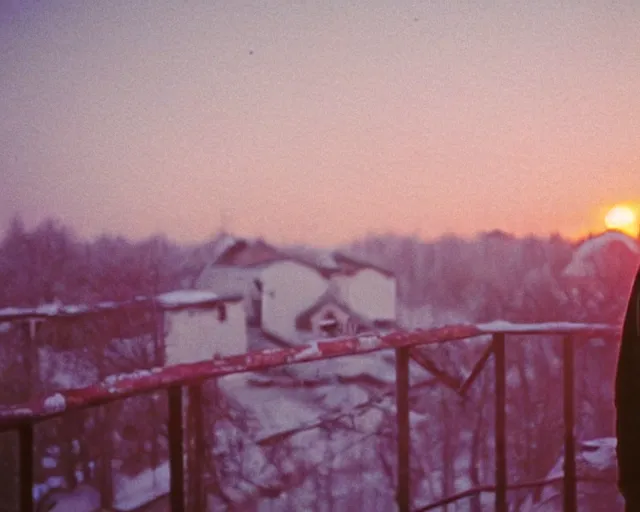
[
  {"xmin": 0, "ymin": 216, "xmax": 192, "ymax": 307},
  {"xmin": 0, "ymin": 218, "xmax": 636, "ymax": 510},
  {"xmin": 345, "ymin": 230, "xmax": 638, "ymax": 325},
  {"xmin": 2, "ymin": 218, "xmax": 637, "ymax": 327}
]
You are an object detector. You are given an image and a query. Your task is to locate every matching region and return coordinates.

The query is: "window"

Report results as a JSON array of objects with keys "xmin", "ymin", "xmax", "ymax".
[{"xmin": 218, "ymin": 304, "xmax": 227, "ymax": 322}]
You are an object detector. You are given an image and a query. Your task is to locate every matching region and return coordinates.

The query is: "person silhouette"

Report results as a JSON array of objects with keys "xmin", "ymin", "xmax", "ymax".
[{"xmin": 616, "ymin": 265, "xmax": 640, "ymax": 510}]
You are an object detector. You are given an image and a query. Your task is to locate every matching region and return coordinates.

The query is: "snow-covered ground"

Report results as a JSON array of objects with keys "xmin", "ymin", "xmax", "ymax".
[{"xmin": 521, "ymin": 437, "xmax": 622, "ymax": 512}]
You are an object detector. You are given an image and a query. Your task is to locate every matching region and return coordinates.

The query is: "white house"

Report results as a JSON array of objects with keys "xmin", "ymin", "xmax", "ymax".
[{"xmin": 195, "ymin": 237, "xmax": 397, "ymax": 345}]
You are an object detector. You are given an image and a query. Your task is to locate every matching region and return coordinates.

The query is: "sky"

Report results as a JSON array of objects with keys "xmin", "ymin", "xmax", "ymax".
[{"xmin": 1, "ymin": 0, "xmax": 639, "ymax": 246}]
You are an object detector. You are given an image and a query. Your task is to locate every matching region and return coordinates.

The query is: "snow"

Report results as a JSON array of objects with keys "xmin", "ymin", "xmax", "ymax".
[
  {"xmin": 39, "ymin": 347, "xmax": 98, "ymax": 389},
  {"xmin": 357, "ymin": 333, "xmax": 383, "ymax": 350},
  {"xmin": 580, "ymin": 437, "xmax": 617, "ymax": 472},
  {"xmin": 28, "ymin": 302, "xmax": 60, "ymax": 316},
  {"xmin": 62, "ymin": 304, "xmax": 90, "ymax": 315},
  {"xmin": 0, "ymin": 303, "xmax": 90, "ymax": 320},
  {"xmin": 523, "ymin": 436, "xmax": 619, "ymax": 511},
  {"xmin": 284, "ymin": 246, "xmax": 341, "ymax": 270},
  {"xmin": 0, "ymin": 306, "xmax": 33, "ymax": 319},
  {"xmin": 477, "ymin": 320, "xmax": 615, "ymax": 333},
  {"xmin": 33, "ymin": 484, "xmax": 100, "ymax": 512},
  {"xmin": 579, "ymin": 231, "xmax": 639, "ymax": 256},
  {"xmin": 293, "ymin": 341, "xmax": 322, "ymax": 361},
  {"xmin": 212, "ymin": 233, "xmax": 241, "ymax": 262},
  {"xmin": 0, "ymin": 290, "xmax": 227, "ymax": 322},
  {"xmin": 563, "ymin": 230, "xmax": 640, "ymax": 277},
  {"xmin": 250, "ymin": 392, "xmax": 324, "ymax": 440},
  {"xmin": 104, "ymin": 368, "xmax": 157, "ymax": 387},
  {"xmin": 42, "ymin": 456, "xmax": 57, "ymax": 469},
  {"xmin": 156, "ymin": 290, "xmax": 219, "ymax": 307},
  {"xmin": 113, "ymin": 462, "xmax": 170, "ymax": 511},
  {"xmin": 43, "ymin": 393, "xmax": 66, "ymax": 413}
]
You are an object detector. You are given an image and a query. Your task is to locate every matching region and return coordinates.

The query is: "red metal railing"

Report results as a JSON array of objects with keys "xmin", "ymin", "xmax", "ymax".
[{"xmin": 0, "ymin": 322, "xmax": 619, "ymax": 512}]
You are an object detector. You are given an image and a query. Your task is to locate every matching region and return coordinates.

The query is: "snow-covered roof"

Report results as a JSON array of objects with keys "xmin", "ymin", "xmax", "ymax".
[
  {"xmin": 205, "ymin": 235, "xmax": 393, "ymax": 277},
  {"xmin": 283, "ymin": 247, "xmax": 395, "ymax": 277},
  {"xmin": 211, "ymin": 232, "xmax": 241, "ymax": 261},
  {"xmin": 563, "ymin": 230, "xmax": 640, "ymax": 277},
  {"xmin": 156, "ymin": 290, "xmax": 243, "ymax": 309},
  {"xmin": 156, "ymin": 290, "xmax": 218, "ymax": 305}
]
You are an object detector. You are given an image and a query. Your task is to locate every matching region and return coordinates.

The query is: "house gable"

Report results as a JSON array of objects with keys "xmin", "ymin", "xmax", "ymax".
[
  {"xmin": 258, "ymin": 260, "xmax": 330, "ymax": 341},
  {"xmin": 295, "ymin": 292, "xmax": 372, "ymax": 335}
]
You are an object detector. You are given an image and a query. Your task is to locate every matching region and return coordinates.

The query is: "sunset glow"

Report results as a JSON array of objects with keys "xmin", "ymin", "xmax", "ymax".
[
  {"xmin": 605, "ymin": 205, "xmax": 638, "ymax": 237},
  {"xmin": 1, "ymin": 2, "xmax": 640, "ymax": 245}
]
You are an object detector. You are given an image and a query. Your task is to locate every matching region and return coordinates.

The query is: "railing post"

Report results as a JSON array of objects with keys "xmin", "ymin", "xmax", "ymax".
[
  {"xmin": 98, "ymin": 406, "xmax": 114, "ymax": 509},
  {"xmin": 19, "ymin": 422, "xmax": 33, "ymax": 512},
  {"xmin": 188, "ymin": 384, "xmax": 204, "ymax": 512},
  {"xmin": 493, "ymin": 333, "xmax": 507, "ymax": 512},
  {"xmin": 169, "ymin": 386, "xmax": 185, "ymax": 512},
  {"xmin": 563, "ymin": 335, "xmax": 577, "ymax": 512},
  {"xmin": 396, "ymin": 347, "xmax": 411, "ymax": 512}
]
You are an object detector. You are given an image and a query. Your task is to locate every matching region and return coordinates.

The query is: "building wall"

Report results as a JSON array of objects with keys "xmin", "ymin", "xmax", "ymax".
[
  {"xmin": 163, "ymin": 301, "xmax": 247, "ymax": 365},
  {"xmin": 332, "ymin": 269, "xmax": 397, "ymax": 321},
  {"xmin": 260, "ymin": 260, "xmax": 329, "ymax": 342},
  {"xmin": 195, "ymin": 265, "xmax": 259, "ymax": 316}
]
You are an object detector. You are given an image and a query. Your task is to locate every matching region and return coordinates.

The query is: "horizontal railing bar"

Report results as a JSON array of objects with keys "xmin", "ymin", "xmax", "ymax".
[
  {"xmin": 475, "ymin": 321, "xmax": 616, "ymax": 335},
  {"xmin": 0, "ymin": 323, "xmax": 617, "ymax": 429},
  {"xmin": 414, "ymin": 476, "xmax": 617, "ymax": 511}
]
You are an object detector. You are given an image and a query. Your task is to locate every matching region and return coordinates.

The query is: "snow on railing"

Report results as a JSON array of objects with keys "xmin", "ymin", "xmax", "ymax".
[
  {"xmin": 0, "ymin": 322, "xmax": 620, "ymax": 512},
  {"xmin": 0, "ymin": 322, "xmax": 616, "ymax": 427}
]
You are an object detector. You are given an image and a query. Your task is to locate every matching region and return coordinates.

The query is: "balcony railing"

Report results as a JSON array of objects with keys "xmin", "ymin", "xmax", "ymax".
[{"xmin": 0, "ymin": 322, "xmax": 619, "ymax": 512}]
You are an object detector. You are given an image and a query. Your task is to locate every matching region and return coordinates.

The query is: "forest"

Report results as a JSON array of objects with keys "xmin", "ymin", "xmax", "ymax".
[{"xmin": 0, "ymin": 216, "xmax": 636, "ymax": 511}]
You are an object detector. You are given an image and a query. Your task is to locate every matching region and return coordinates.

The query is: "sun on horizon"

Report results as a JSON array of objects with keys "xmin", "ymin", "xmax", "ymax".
[{"xmin": 604, "ymin": 204, "xmax": 639, "ymax": 238}]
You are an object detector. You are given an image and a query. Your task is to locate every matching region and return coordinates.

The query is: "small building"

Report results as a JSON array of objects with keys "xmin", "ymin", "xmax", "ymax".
[
  {"xmin": 0, "ymin": 289, "xmax": 247, "ymax": 395},
  {"xmin": 157, "ymin": 290, "xmax": 247, "ymax": 365}
]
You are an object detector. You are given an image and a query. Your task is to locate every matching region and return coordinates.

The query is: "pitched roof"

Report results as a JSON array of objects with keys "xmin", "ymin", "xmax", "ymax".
[
  {"xmin": 332, "ymin": 252, "xmax": 394, "ymax": 277},
  {"xmin": 214, "ymin": 237, "xmax": 283, "ymax": 267},
  {"xmin": 208, "ymin": 236, "xmax": 394, "ymax": 278}
]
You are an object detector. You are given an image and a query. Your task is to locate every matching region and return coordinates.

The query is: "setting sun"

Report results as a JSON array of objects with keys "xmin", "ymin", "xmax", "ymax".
[{"xmin": 605, "ymin": 205, "xmax": 638, "ymax": 237}]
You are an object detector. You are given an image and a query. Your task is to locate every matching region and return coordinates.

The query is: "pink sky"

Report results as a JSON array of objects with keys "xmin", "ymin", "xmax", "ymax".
[{"xmin": 1, "ymin": 0, "xmax": 639, "ymax": 246}]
